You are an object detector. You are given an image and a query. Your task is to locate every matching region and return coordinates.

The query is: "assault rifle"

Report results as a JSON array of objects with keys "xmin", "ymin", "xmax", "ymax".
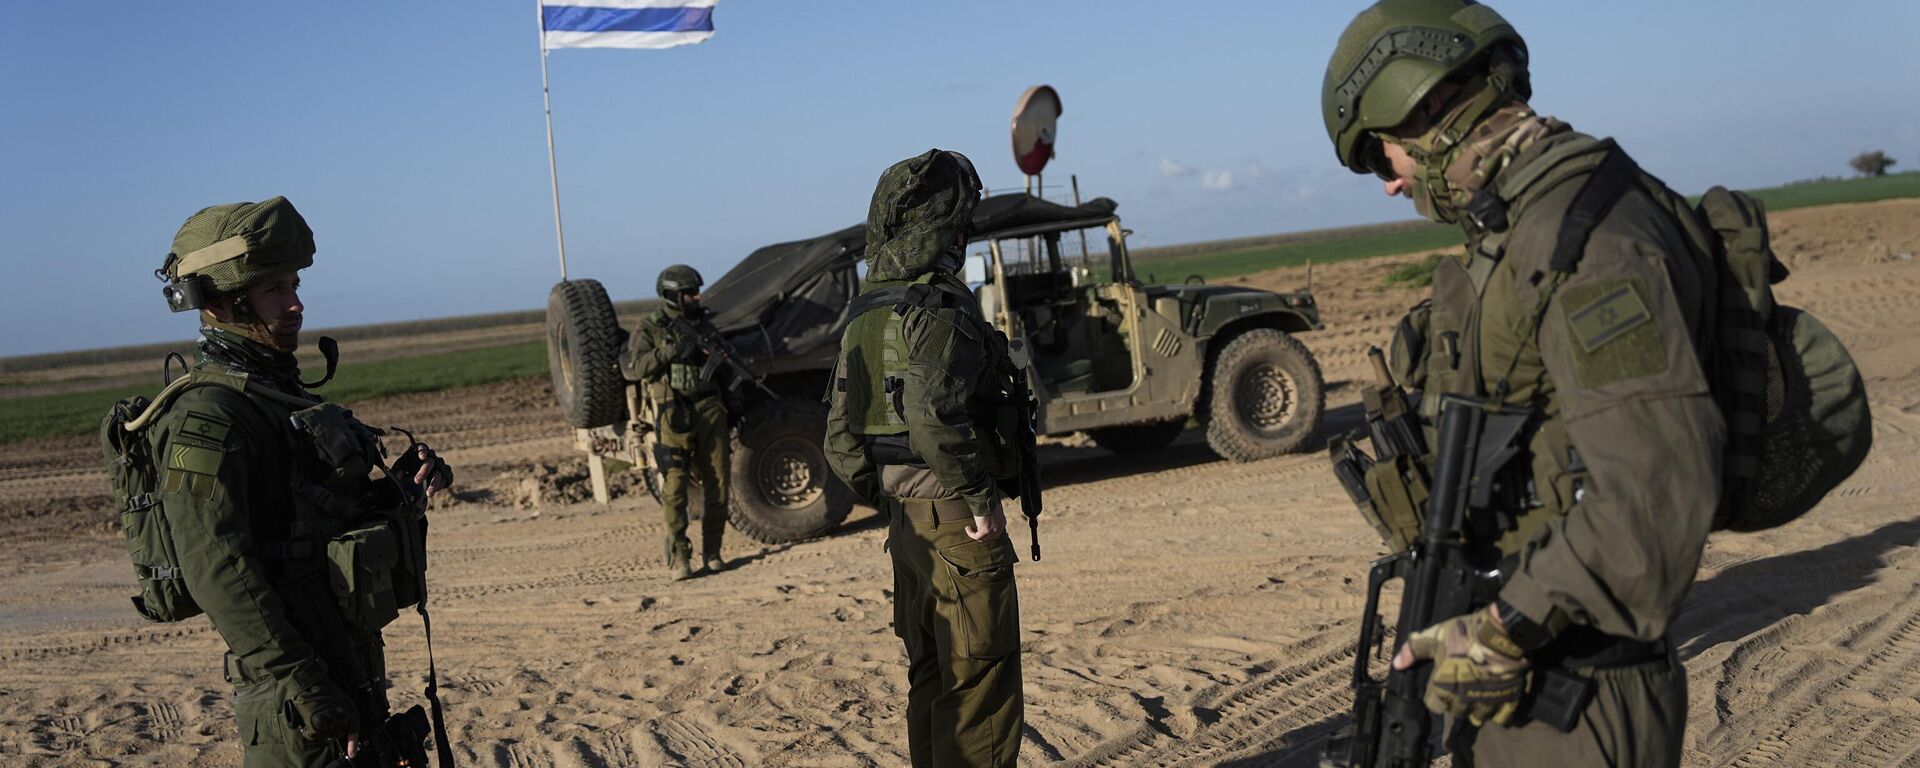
[
  {"xmin": 996, "ymin": 334, "xmax": 1044, "ymax": 561},
  {"xmin": 669, "ymin": 316, "xmax": 776, "ymax": 398},
  {"xmin": 1322, "ymin": 394, "xmax": 1527, "ymax": 767}
]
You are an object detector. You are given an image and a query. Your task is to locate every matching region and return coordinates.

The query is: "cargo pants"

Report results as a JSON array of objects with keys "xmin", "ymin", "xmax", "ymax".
[
  {"xmin": 224, "ymin": 645, "xmax": 388, "ymax": 768},
  {"xmin": 887, "ymin": 496, "xmax": 1023, "ymax": 768},
  {"xmin": 659, "ymin": 393, "xmax": 730, "ymax": 563},
  {"xmin": 1467, "ymin": 651, "xmax": 1686, "ymax": 768}
]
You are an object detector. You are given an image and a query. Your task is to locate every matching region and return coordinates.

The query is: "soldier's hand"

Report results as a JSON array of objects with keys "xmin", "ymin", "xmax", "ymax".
[
  {"xmin": 289, "ymin": 678, "xmax": 357, "ymax": 744},
  {"xmin": 409, "ymin": 444, "xmax": 454, "ymax": 498},
  {"xmin": 1392, "ymin": 605, "xmax": 1530, "ymax": 726},
  {"xmin": 966, "ymin": 507, "xmax": 1007, "ymax": 541}
]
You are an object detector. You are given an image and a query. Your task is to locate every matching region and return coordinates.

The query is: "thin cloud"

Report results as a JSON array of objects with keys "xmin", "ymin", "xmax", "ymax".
[
  {"xmin": 1159, "ymin": 158, "xmax": 1196, "ymax": 178},
  {"xmin": 1202, "ymin": 170, "xmax": 1236, "ymax": 191}
]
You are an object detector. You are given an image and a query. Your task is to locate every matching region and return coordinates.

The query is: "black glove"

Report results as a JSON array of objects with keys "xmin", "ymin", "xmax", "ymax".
[
  {"xmin": 670, "ymin": 337, "xmax": 703, "ymax": 363},
  {"xmin": 289, "ymin": 678, "xmax": 357, "ymax": 743}
]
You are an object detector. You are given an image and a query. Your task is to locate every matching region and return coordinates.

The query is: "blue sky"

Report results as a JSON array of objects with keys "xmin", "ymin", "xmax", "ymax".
[{"xmin": 3, "ymin": 1, "xmax": 1916, "ymax": 357}]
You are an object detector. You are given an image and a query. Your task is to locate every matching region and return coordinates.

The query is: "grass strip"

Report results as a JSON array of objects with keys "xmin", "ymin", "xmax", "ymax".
[{"xmin": 0, "ymin": 341, "xmax": 549, "ymax": 445}]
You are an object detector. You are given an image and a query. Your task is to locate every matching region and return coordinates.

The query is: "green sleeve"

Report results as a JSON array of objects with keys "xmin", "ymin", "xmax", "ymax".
[
  {"xmin": 156, "ymin": 392, "xmax": 333, "ymax": 690},
  {"xmin": 622, "ymin": 315, "xmax": 673, "ymax": 383},
  {"xmin": 1499, "ymin": 215, "xmax": 1725, "ymax": 641},
  {"xmin": 823, "ymin": 355, "xmax": 881, "ymax": 506},
  {"xmin": 901, "ymin": 305, "xmax": 998, "ymax": 518}
]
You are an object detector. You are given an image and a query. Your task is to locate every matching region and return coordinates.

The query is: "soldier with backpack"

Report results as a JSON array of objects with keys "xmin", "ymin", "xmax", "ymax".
[
  {"xmin": 1319, "ymin": 1, "xmax": 1869, "ymax": 765},
  {"xmin": 824, "ymin": 149, "xmax": 1031, "ymax": 767},
  {"xmin": 104, "ymin": 197, "xmax": 454, "ymax": 767}
]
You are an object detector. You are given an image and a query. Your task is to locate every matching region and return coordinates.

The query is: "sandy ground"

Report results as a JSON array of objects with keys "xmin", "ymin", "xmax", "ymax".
[{"xmin": 2, "ymin": 199, "xmax": 1918, "ymax": 767}]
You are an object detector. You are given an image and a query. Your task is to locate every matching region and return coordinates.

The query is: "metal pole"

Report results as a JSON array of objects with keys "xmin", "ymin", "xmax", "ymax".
[
  {"xmin": 536, "ymin": 0, "xmax": 570, "ymax": 280},
  {"xmin": 1071, "ymin": 174, "xmax": 1090, "ymax": 270}
]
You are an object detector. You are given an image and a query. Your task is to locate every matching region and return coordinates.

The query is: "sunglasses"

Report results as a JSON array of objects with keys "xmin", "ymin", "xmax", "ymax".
[{"xmin": 1359, "ymin": 134, "xmax": 1398, "ymax": 182}]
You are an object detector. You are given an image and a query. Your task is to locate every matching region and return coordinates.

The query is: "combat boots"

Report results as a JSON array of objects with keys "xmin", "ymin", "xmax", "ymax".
[
  {"xmin": 703, "ymin": 554, "xmax": 727, "ymax": 574},
  {"xmin": 669, "ymin": 557, "xmax": 692, "ymax": 581}
]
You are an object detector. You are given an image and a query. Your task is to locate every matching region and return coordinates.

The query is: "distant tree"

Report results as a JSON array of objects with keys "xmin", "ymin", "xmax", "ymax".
[{"xmin": 1850, "ymin": 150, "xmax": 1897, "ymax": 177}]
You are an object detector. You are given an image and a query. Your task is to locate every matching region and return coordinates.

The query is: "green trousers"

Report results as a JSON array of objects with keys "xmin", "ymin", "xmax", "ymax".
[
  {"xmin": 888, "ymin": 497, "xmax": 1023, "ymax": 768},
  {"xmin": 1469, "ymin": 651, "xmax": 1686, "ymax": 768},
  {"xmin": 659, "ymin": 395, "xmax": 730, "ymax": 562},
  {"xmin": 226, "ymin": 649, "xmax": 387, "ymax": 768}
]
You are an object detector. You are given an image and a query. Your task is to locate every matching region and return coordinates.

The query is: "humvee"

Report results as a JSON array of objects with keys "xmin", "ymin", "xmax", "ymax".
[{"xmin": 545, "ymin": 193, "xmax": 1324, "ymax": 544}]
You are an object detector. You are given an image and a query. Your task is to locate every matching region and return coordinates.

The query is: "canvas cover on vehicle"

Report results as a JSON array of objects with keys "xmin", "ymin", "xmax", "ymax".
[{"xmin": 701, "ymin": 194, "xmax": 1118, "ymax": 359}]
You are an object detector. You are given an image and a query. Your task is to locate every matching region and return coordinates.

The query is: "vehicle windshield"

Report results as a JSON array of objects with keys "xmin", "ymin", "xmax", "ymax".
[{"xmin": 985, "ymin": 225, "xmax": 1121, "ymax": 287}]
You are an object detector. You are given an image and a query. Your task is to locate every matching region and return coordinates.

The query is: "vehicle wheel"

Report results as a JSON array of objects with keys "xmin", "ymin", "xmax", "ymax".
[
  {"xmin": 546, "ymin": 279, "xmax": 627, "ymax": 428},
  {"xmin": 1205, "ymin": 329, "xmax": 1324, "ymax": 462},
  {"xmin": 1088, "ymin": 419, "xmax": 1186, "ymax": 454},
  {"xmin": 727, "ymin": 397, "xmax": 851, "ymax": 544}
]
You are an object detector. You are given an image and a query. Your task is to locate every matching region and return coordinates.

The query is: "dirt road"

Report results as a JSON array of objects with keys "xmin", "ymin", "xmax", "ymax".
[{"xmin": 3, "ymin": 199, "xmax": 1917, "ymax": 766}]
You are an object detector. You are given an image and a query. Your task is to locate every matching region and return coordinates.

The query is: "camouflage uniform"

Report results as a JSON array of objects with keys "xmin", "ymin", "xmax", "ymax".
[
  {"xmin": 1325, "ymin": 3, "xmax": 1723, "ymax": 765},
  {"xmin": 623, "ymin": 283, "xmax": 732, "ymax": 574},
  {"xmin": 825, "ymin": 150, "xmax": 1023, "ymax": 767}
]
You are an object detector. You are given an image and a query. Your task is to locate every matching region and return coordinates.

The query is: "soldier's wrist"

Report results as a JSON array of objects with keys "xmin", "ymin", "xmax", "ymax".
[{"xmin": 1492, "ymin": 597, "xmax": 1563, "ymax": 654}]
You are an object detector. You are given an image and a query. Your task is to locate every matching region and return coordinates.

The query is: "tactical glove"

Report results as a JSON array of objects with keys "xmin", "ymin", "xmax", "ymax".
[
  {"xmin": 288, "ymin": 678, "xmax": 357, "ymax": 743},
  {"xmin": 670, "ymin": 337, "xmax": 702, "ymax": 363},
  {"xmin": 1399, "ymin": 605, "xmax": 1530, "ymax": 726}
]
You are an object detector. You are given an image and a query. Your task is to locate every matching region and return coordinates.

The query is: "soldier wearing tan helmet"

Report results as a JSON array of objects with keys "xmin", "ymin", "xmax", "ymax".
[
  {"xmin": 122, "ymin": 197, "xmax": 453, "ymax": 766},
  {"xmin": 1323, "ymin": 2, "xmax": 1722, "ymax": 765}
]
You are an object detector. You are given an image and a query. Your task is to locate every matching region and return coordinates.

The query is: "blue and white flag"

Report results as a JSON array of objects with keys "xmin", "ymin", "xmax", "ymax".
[{"xmin": 541, "ymin": 0, "xmax": 717, "ymax": 50}]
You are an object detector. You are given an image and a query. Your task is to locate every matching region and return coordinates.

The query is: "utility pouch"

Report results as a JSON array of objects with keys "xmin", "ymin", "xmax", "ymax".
[
  {"xmin": 289, "ymin": 403, "xmax": 382, "ymax": 487},
  {"xmin": 1521, "ymin": 667, "xmax": 1596, "ymax": 733},
  {"xmin": 1361, "ymin": 454, "xmax": 1430, "ymax": 553},
  {"xmin": 326, "ymin": 515, "xmax": 423, "ymax": 634},
  {"xmin": 668, "ymin": 361, "xmax": 704, "ymax": 394}
]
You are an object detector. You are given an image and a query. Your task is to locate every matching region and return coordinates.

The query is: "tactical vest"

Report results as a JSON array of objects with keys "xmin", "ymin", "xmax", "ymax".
[
  {"xmin": 647, "ymin": 309, "xmax": 719, "ymax": 400},
  {"xmin": 103, "ymin": 369, "xmax": 426, "ymax": 635},
  {"xmin": 1397, "ymin": 134, "xmax": 1870, "ymax": 552},
  {"xmin": 836, "ymin": 272, "xmax": 1022, "ymax": 478}
]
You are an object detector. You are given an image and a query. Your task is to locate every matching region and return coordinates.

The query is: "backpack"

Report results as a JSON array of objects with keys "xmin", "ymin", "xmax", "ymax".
[
  {"xmin": 1500, "ymin": 142, "xmax": 1873, "ymax": 532},
  {"xmin": 101, "ymin": 369, "xmax": 253, "ymax": 622}
]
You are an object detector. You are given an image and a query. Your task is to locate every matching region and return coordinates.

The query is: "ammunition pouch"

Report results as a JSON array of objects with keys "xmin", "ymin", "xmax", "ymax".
[
  {"xmin": 325, "ymin": 510, "xmax": 426, "ymax": 635},
  {"xmin": 668, "ymin": 361, "xmax": 708, "ymax": 396},
  {"xmin": 1360, "ymin": 454, "xmax": 1430, "ymax": 553},
  {"xmin": 290, "ymin": 403, "xmax": 384, "ymax": 487}
]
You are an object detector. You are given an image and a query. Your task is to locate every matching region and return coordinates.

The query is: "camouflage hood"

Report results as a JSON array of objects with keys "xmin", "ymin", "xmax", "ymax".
[{"xmin": 864, "ymin": 149, "xmax": 982, "ymax": 282}]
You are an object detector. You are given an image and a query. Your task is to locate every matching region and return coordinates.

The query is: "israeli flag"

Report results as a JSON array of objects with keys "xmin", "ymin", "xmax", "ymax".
[{"xmin": 541, "ymin": 0, "xmax": 717, "ymax": 50}]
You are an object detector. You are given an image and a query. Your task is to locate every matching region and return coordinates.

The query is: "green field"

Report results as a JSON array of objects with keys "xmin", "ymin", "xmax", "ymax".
[
  {"xmin": 6, "ymin": 172, "xmax": 1914, "ymax": 447},
  {"xmin": 0, "ymin": 341, "xmax": 549, "ymax": 445},
  {"xmin": 1134, "ymin": 172, "xmax": 1920, "ymax": 285}
]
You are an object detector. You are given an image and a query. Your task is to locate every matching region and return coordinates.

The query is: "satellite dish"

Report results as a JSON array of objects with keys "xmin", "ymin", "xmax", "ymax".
[{"xmin": 1011, "ymin": 85, "xmax": 1063, "ymax": 177}]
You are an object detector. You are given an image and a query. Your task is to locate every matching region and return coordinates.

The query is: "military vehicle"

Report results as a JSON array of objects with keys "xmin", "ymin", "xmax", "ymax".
[{"xmin": 546, "ymin": 193, "xmax": 1325, "ymax": 544}]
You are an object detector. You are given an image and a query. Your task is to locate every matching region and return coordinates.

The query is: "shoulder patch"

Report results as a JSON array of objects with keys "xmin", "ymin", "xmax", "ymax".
[
  {"xmin": 1566, "ymin": 282, "xmax": 1652, "ymax": 352},
  {"xmin": 1559, "ymin": 278, "xmax": 1668, "ymax": 388},
  {"xmin": 179, "ymin": 411, "xmax": 231, "ymax": 445},
  {"xmin": 167, "ymin": 443, "xmax": 225, "ymax": 476}
]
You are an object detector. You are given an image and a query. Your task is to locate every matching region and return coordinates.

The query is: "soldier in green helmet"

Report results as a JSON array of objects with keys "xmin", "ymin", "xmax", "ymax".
[
  {"xmin": 1322, "ymin": 2, "xmax": 1722, "ymax": 765},
  {"xmin": 824, "ymin": 149, "xmax": 1026, "ymax": 767},
  {"xmin": 129, "ymin": 197, "xmax": 453, "ymax": 766},
  {"xmin": 623, "ymin": 264, "xmax": 734, "ymax": 581}
]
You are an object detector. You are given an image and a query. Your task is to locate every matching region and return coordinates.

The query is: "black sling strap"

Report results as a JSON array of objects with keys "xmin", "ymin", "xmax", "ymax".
[{"xmin": 1548, "ymin": 148, "xmax": 1640, "ymax": 274}]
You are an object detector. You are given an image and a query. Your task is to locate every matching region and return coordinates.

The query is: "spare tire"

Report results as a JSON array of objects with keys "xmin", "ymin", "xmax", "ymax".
[
  {"xmin": 727, "ymin": 397, "xmax": 851, "ymax": 544},
  {"xmin": 546, "ymin": 279, "xmax": 626, "ymax": 428}
]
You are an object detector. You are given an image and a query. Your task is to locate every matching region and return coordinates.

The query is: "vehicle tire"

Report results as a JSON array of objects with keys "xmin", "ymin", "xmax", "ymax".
[
  {"xmin": 1205, "ymin": 328, "xmax": 1324, "ymax": 462},
  {"xmin": 1088, "ymin": 419, "xmax": 1186, "ymax": 454},
  {"xmin": 546, "ymin": 279, "xmax": 627, "ymax": 428},
  {"xmin": 727, "ymin": 397, "xmax": 851, "ymax": 544}
]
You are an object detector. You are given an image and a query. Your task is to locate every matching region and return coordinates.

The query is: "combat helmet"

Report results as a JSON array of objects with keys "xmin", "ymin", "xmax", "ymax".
[
  {"xmin": 1322, "ymin": 0, "xmax": 1529, "ymax": 176},
  {"xmin": 657, "ymin": 264, "xmax": 705, "ymax": 303},
  {"xmin": 157, "ymin": 196, "xmax": 315, "ymax": 312},
  {"xmin": 865, "ymin": 149, "xmax": 982, "ymax": 282}
]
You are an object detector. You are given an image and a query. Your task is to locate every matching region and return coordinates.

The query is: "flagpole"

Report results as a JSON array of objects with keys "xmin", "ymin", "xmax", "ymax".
[{"xmin": 536, "ymin": 0, "xmax": 570, "ymax": 280}]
